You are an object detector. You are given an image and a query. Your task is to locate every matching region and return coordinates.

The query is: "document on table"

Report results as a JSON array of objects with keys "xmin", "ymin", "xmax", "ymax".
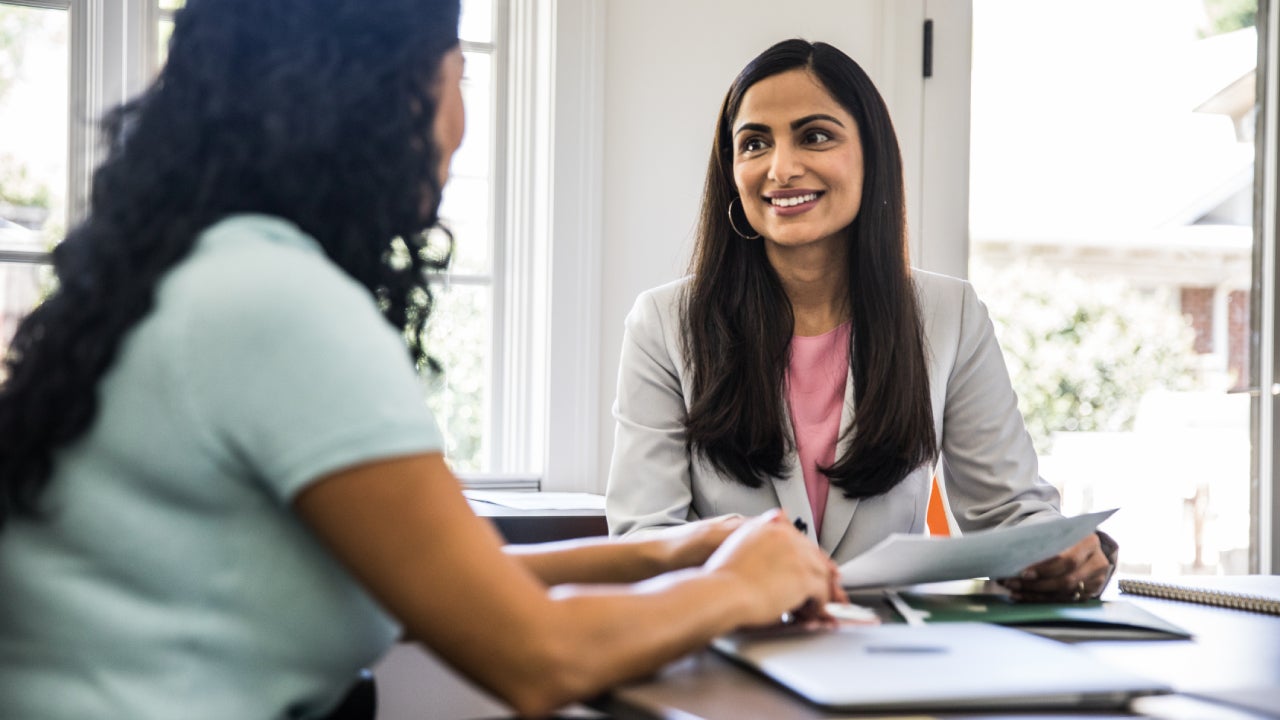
[
  {"xmin": 464, "ymin": 490, "xmax": 606, "ymax": 511},
  {"xmin": 839, "ymin": 508, "xmax": 1116, "ymax": 589}
]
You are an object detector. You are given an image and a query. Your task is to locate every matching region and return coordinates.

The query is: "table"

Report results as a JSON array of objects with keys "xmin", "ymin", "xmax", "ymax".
[
  {"xmin": 467, "ymin": 500, "xmax": 608, "ymax": 544},
  {"xmin": 597, "ymin": 588, "xmax": 1280, "ymax": 719}
]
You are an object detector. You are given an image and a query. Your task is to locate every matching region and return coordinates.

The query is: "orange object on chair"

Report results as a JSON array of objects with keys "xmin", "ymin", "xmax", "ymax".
[{"xmin": 926, "ymin": 475, "xmax": 950, "ymax": 537}]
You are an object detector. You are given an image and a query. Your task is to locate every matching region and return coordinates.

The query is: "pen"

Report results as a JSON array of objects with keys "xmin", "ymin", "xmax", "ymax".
[{"xmin": 884, "ymin": 590, "xmax": 928, "ymax": 627}]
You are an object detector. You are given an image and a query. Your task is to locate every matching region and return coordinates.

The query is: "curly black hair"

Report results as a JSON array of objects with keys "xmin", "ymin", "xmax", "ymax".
[{"xmin": 0, "ymin": 0, "xmax": 462, "ymax": 530}]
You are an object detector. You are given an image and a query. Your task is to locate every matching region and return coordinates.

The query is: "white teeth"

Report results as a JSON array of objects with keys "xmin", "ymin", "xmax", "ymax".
[{"xmin": 770, "ymin": 193, "xmax": 819, "ymax": 208}]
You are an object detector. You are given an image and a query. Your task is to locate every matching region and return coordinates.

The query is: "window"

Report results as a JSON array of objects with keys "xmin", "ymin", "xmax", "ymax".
[
  {"xmin": 969, "ymin": 0, "xmax": 1267, "ymax": 575},
  {"xmin": 0, "ymin": 1, "xmax": 67, "ymax": 358},
  {"xmin": 1, "ymin": 0, "xmax": 172, "ymax": 365},
  {"xmin": 0, "ymin": 1, "xmax": 610, "ymax": 493},
  {"xmin": 424, "ymin": 0, "xmax": 501, "ymax": 475},
  {"xmin": 0, "ymin": 0, "xmax": 522, "ymax": 481}
]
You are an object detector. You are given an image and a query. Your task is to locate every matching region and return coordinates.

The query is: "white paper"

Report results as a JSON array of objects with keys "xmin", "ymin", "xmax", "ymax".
[
  {"xmin": 464, "ymin": 490, "xmax": 606, "ymax": 511},
  {"xmin": 838, "ymin": 509, "xmax": 1116, "ymax": 589}
]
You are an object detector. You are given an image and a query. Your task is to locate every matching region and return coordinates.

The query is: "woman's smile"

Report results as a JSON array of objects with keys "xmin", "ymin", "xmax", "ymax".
[{"xmin": 766, "ymin": 189, "xmax": 825, "ymax": 215}]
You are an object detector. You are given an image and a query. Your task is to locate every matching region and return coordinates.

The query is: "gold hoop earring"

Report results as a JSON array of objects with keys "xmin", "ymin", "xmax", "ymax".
[{"xmin": 727, "ymin": 197, "xmax": 761, "ymax": 239}]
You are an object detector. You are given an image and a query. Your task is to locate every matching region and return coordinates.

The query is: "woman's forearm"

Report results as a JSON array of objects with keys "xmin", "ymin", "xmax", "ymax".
[
  {"xmin": 505, "ymin": 536, "xmax": 670, "ymax": 585},
  {"xmin": 296, "ymin": 455, "xmax": 829, "ymax": 718},
  {"xmin": 506, "ymin": 516, "xmax": 744, "ymax": 586}
]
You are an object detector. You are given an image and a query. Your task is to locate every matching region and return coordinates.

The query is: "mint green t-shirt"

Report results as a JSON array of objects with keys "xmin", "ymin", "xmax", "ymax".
[{"xmin": 0, "ymin": 215, "xmax": 444, "ymax": 719}]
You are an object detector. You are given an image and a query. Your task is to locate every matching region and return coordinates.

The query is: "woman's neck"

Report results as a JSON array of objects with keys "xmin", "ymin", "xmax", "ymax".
[{"xmin": 766, "ymin": 241, "xmax": 849, "ymax": 337}]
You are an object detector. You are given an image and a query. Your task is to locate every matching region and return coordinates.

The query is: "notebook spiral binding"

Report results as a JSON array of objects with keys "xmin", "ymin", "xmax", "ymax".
[{"xmin": 1118, "ymin": 578, "xmax": 1280, "ymax": 616}]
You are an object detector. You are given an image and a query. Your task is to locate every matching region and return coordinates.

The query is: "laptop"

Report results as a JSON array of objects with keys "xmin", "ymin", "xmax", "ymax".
[{"xmin": 712, "ymin": 623, "xmax": 1172, "ymax": 712}]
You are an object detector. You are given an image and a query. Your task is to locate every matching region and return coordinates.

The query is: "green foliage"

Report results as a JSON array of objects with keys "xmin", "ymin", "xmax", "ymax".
[
  {"xmin": 970, "ymin": 260, "xmax": 1198, "ymax": 455},
  {"xmin": 1202, "ymin": 0, "xmax": 1256, "ymax": 34},
  {"xmin": 0, "ymin": 7, "xmax": 41, "ymax": 100},
  {"xmin": 0, "ymin": 154, "xmax": 51, "ymax": 208},
  {"xmin": 419, "ymin": 282, "xmax": 490, "ymax": 471},
  {"xmin": 0, "ymin": 7, "xmax": 57, "ymax": 212}
]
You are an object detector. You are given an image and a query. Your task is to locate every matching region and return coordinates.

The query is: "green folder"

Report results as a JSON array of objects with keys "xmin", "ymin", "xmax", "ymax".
[{"xmin": 895, "ymin": 592, "xmax": 1193, "ymax": 641}]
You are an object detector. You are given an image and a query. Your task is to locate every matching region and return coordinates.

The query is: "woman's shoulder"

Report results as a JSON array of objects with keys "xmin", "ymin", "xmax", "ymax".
[
  {"xmin": 627, "ymin": 276, "xmax": 692, "ymax": 323},
  {"xmin": 911, "ymin": 268, "xmax": 974, "ymax": 298},
  {"xmin": 635, "ymin": 275, "xmax": 693, "ymax": 304},
  {"xmin": 912, "ymin": 268, "xmax": 987, "ymax": 314},
  {"xmin": 178, "ymin": 214, "xmax": 365, "ymax": 308},
  {"xmin": 158, "ymin": 214, "xmax": 387, "ymax": 353},
  {"xmin": 191, "ymin": 213, "xmax": 332, "ymax": 275}
]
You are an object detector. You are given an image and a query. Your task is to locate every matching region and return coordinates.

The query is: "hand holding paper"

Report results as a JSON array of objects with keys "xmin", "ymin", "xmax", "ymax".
[{"xmin": 838, "ymin": 509, "xmax": 1116, "ymax": 589}]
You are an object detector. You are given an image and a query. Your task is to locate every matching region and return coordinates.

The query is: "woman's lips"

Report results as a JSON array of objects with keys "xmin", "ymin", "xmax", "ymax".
[{"xmin": 766, "ymin": 191, "xmax": 822, "ymax": 216}]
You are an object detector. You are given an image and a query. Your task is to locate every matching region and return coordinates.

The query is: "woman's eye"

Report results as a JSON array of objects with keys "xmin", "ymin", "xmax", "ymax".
[
  {"xmin": 804, "ymin": 129, "xmax": 833, "ymax": 144},
  {"xmin": 740, "ymin": 137, "xmax": 766, "ymax": 154}
]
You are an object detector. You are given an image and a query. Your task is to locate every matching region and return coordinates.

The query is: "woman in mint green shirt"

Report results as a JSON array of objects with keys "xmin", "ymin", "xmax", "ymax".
[{"xmin": 0, "ymin": 1, "xmax": 842, "ymax": 718}]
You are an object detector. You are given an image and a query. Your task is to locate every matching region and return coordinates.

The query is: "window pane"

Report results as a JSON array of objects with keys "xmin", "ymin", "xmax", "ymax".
[
  {"xmin": 0, "ymin": 4, "xmax": 68, "ymax": 237},
  {"xmin": 459, "ymin": 0, "xmax": 492, "ymax": 44},
  {"xmin": 439, "ymin": 176, "xmax": 491, "ymax": 276},
  {"xmin": 423, "ymin": 283, "xmax": 492, "ymax": 473},
  {"xmin": 440, "ymin": 52, "xmax": 493, "ymax": 278},
  {"xmin": 0, "ymin": 260, "xmax": 50, "ymax": 357},
  {"xmin": 158, "ymin": 0, "xmax": 185, "ymax": 67},
  {"xmin": 158, "ymin": 18, "xmax": 175, "ymax": 65},
  {"xmin": 453, "ymin": 51, "xmax": 492, "ymax": 180},
  {"xmin": 0, "ymin": 4, "xmax": 68, "ymax": 358},
  {"xmin": 970, "ymin": 0, "xmax": 1257, "ymax": 576}
]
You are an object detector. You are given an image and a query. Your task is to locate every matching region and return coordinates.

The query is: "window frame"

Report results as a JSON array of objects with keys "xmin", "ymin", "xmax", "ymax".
[
  {"xmin": 0, "ymin": 0, "xmax": 157, "ymax": 257},
  {"xmin": 477, "ymin": 0, "xmax": 605, "ymax": 492},
  {"xmin": 1256, "ymin": 0, "xmax": 1278, "ymax": 572},
  {"xmin": 2, "ymin": 0, "xmax": 579, "ymax": 491},
  {"xmin": 0, "ymin": 0, "xmax": 64, "ymax": 267},
  {"xmin": 426, "ymin": 3, "xmax": 511, "ymax": 482}
]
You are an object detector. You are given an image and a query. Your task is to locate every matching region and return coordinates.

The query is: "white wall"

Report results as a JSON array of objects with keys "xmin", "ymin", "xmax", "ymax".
[{"xmin": 593, "ymin": 0, "xmax": 959, "ymax": 487}]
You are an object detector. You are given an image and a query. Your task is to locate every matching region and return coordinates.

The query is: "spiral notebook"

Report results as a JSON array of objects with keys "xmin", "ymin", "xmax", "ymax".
[{"xmin": 1118, "ymin": 575, "xmax": 1280, "ymax": 616}]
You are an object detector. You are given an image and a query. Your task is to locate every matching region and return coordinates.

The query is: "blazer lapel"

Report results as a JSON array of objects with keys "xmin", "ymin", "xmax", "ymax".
[
  {"xmin": 818, "ymin": 366, "xmax": 859, "ymax": 554},
  {"xmin": 773, "ymin": 408, "xmax": 818, "ymax": 544}
]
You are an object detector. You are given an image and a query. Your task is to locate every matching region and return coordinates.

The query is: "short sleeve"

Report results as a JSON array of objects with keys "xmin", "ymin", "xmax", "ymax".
[{"xmin": 167, "ymin": 219, "xmax": 444, "ymax": 502}]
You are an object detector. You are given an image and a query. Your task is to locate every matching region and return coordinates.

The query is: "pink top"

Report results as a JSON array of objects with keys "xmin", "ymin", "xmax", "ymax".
[{"xmin": 785, "ymin": 322, "xmax": 850, "ymax": 537}]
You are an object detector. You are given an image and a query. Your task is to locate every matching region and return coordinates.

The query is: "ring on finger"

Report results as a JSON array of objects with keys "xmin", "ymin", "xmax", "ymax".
[{"xmin": 1071, "ymin": 579, "xmax": 1085, "ymax": 602}]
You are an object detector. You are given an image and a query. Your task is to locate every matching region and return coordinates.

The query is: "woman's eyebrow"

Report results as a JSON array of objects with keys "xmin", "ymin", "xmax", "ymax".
[
  {"xmin": 734, "ymin": 113, "xmax": 846, "ymax": 137},
  {"xmin": 791, "ymin": 113, "xmax": 844, "ymax": 129},
  {"xmin": 733, "ymin": 121, "xmax": 771, "ymax": 137}
]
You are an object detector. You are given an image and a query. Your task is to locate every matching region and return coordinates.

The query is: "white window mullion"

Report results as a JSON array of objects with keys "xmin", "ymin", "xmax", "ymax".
[
  {"xmin": 67, "ymin": 0, "xmax": 155, "ymax": 225},
  {"xmin": 542, "ymin": 0, "xmax": 604, "ymax": 493},
  {"xmin": 64, "ymin": 0, "xmax": 90, "ymax": 225},
  {"xmin": 493, "ymin": 0, "xmax": 605, "ymax": 491},
  {"xmin": 495, "ymin": 0, "xmax": 550, "ymax": 478},
  {"xmin": 1259, "ymin": 0, "xmax": 1279, "ymax": 573},
  {"xmin": 482, "ymin": 0, "xmax": 511, "ymax": 479}
]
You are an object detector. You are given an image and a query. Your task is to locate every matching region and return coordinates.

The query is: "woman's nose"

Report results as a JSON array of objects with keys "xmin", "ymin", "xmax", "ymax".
[{"xmin": 768, "ymin": 142, "xmax": 803, "ymax": 185}]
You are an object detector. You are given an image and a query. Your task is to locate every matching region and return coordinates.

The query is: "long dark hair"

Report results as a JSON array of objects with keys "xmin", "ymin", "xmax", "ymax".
[
  {"xmin": 0, "ymin": 0, "xmax": 461, "ymax": 530},
  {"xmin": 683, "ymin": 39, "xmax": 937, "ymax": 498}
]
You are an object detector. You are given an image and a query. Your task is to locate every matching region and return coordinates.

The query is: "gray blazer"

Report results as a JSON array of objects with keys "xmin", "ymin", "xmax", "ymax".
[{"xmin": 605, "ymin": 270, "xmax": 1062, "ymax": 564}]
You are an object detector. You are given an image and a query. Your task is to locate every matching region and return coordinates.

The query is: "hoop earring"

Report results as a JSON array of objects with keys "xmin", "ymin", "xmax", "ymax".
[{"xmin": 727, "ymin": 196, "xmax": 761, "ymax": 240}]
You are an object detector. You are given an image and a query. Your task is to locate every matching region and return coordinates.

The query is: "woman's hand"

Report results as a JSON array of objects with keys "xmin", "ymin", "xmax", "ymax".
[
  {"xmin": 704, "ymin": 510, "xmax": 840, "ymax": 626},
  {"xmin": 998, "ymin": 533, "xmax": 1113, "ymax": 602},
  {"xmin": 653, "ymin": 514, "xmax": 747, "ymax": 572}
]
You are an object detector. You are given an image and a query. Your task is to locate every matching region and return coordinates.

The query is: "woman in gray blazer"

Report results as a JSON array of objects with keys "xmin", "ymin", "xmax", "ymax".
[{"xmin": 606, "ymin": 39, "xmax": 1117, "ymax": 602}]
